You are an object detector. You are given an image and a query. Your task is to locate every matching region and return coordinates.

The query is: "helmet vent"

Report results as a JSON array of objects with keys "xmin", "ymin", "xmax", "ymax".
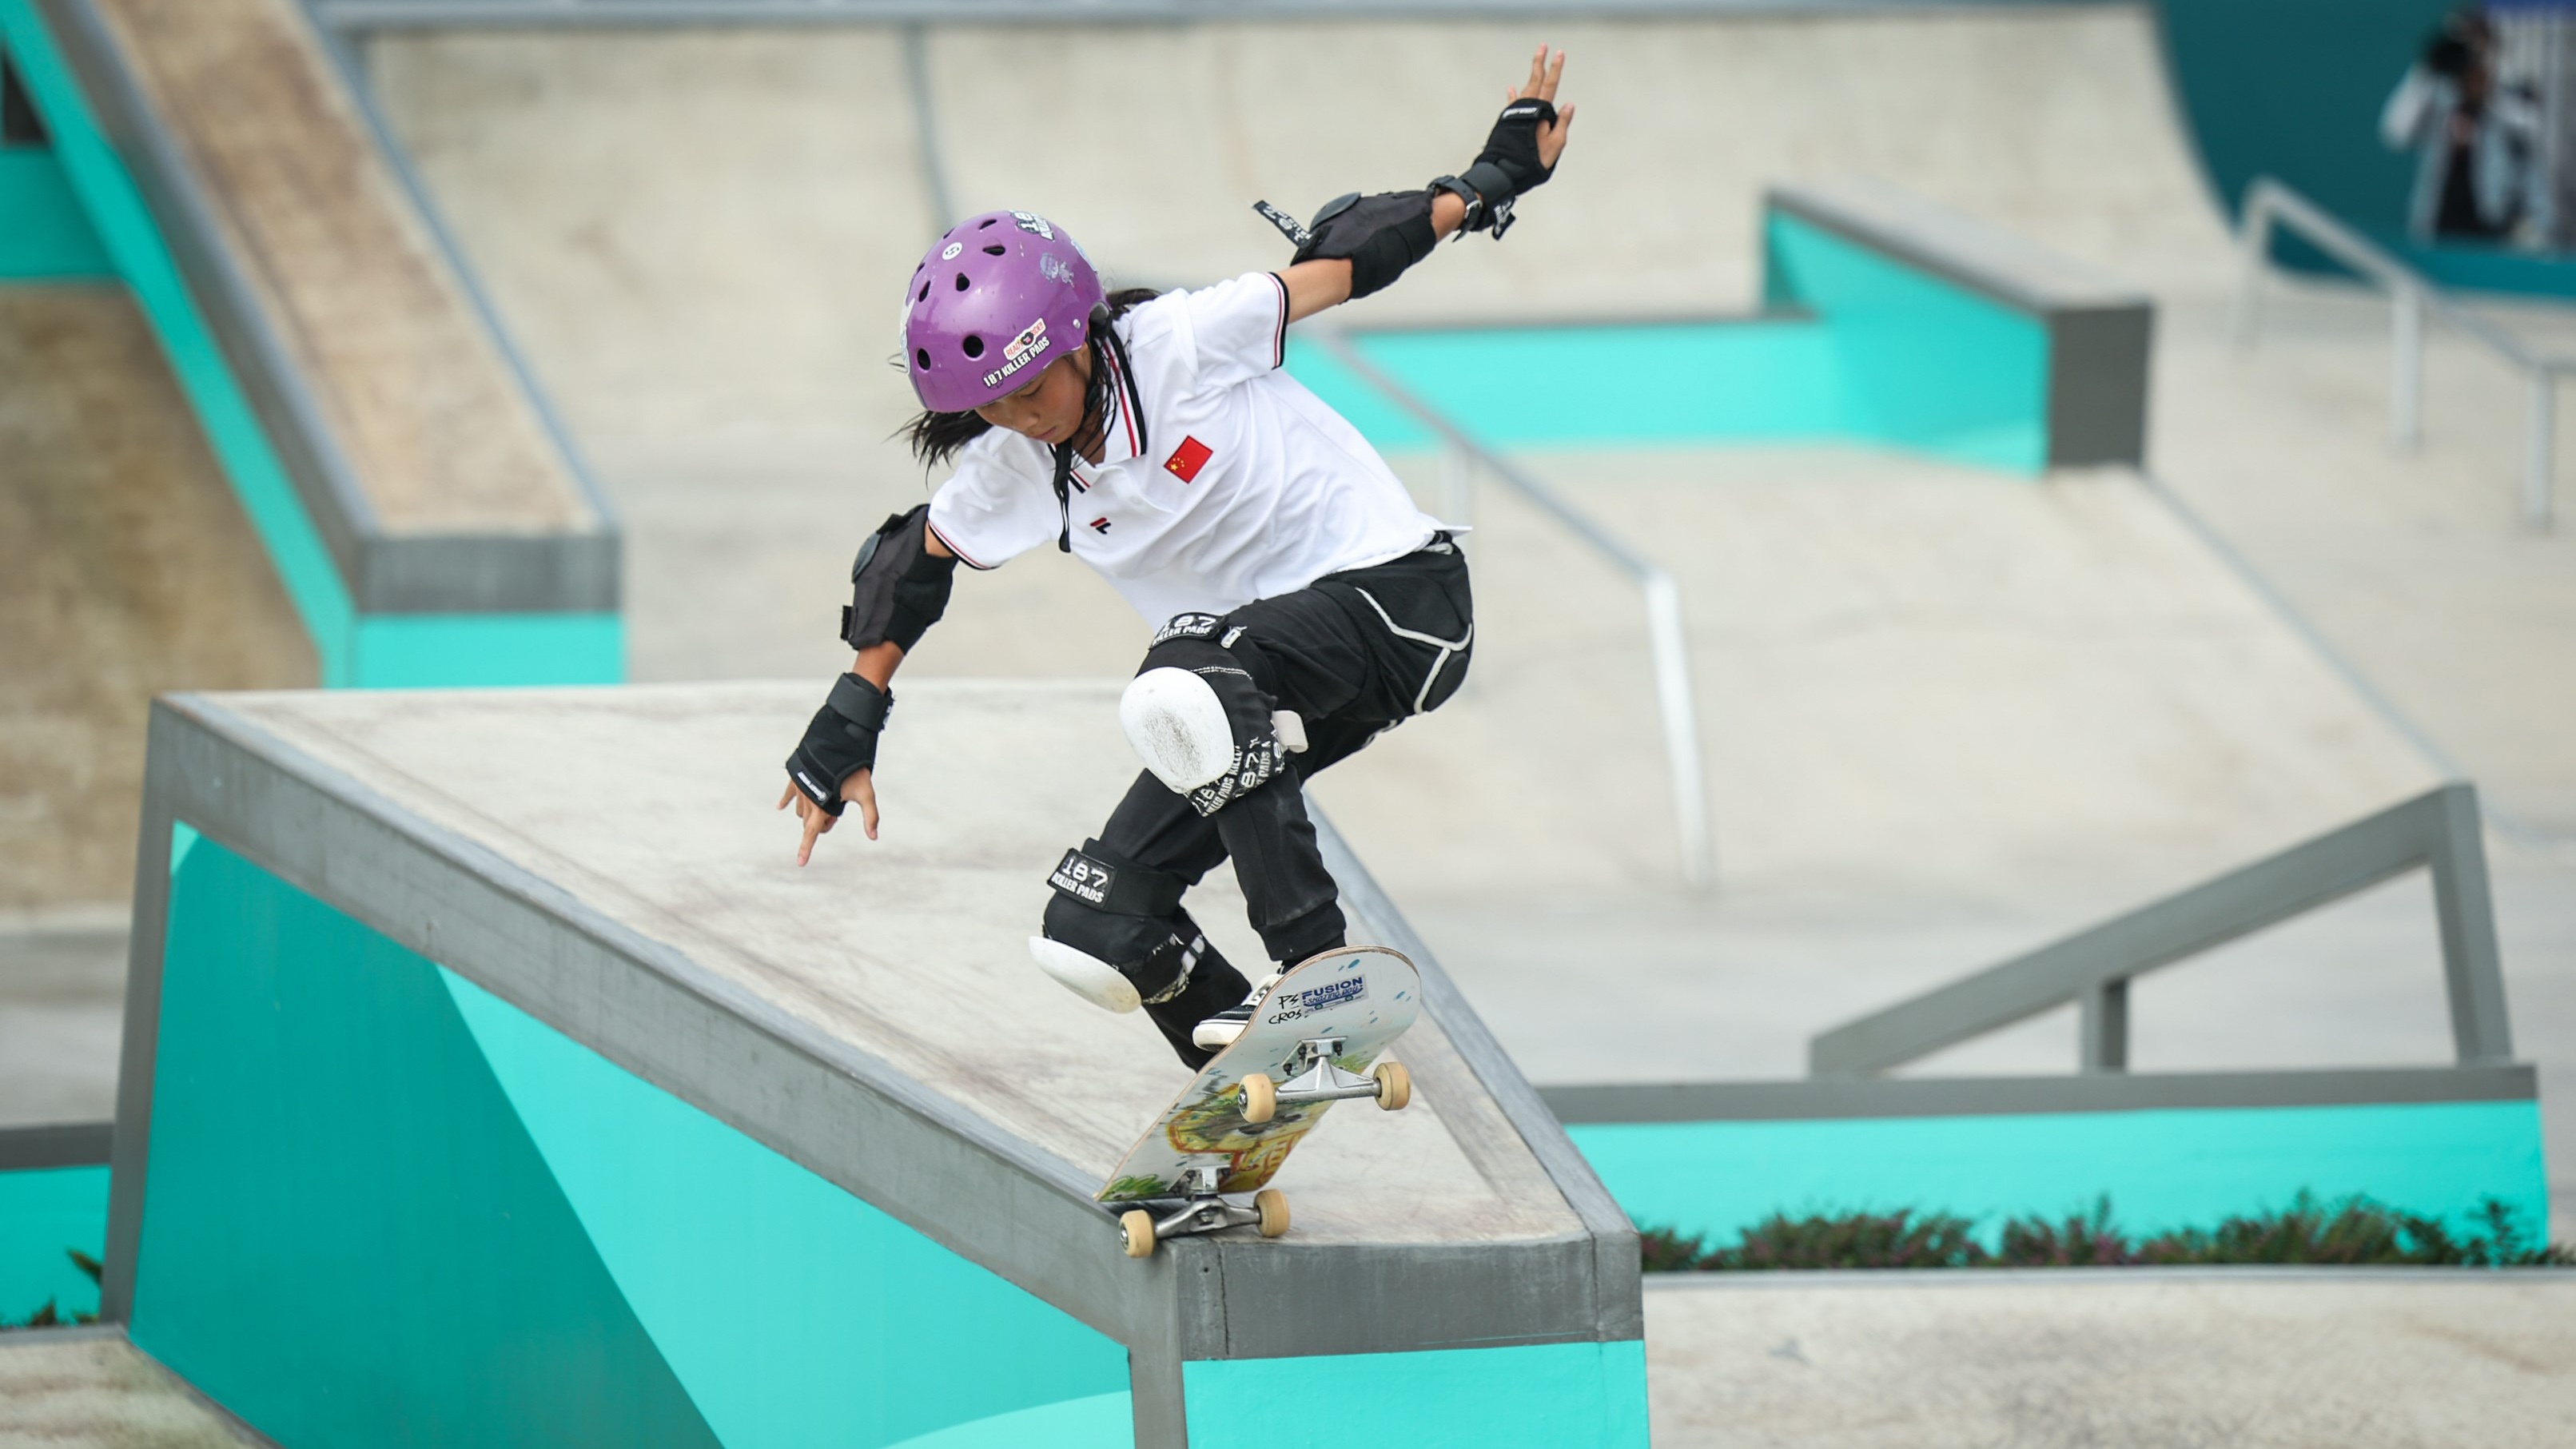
[
  {"xmin": 914, "ymin": 348, "xmax": 930, "ymax": 369},
  {"xmin": 954, "ymin": 273, "xmax": 970, "ymax": 292},
  {"xmin": 962, "ymin": 335, "xmax": 985, "ymax": 358},
  {"xmin": 977, "ymin": 217, "xmax": 999, "ymax": 229},
  {"xmin": 983, "ymin": 244, "xmax": 1006, "ymax": 256},
  {"xmin": 917, "ymin": 284, "xmax": 930, "ymax": 301}
]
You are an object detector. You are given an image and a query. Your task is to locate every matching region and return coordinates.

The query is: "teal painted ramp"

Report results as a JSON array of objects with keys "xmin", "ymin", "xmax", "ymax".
[
  {"xmin": 139, "ymin": 828, "xmax": 1127, "ymax": 1447},
  {"xmin": 1288, "ymin": 212, "xmax": 2052, "ymax": 475}
]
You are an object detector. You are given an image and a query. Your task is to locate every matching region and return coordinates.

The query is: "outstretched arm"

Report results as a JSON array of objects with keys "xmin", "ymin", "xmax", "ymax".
[
  {"xmin": 775, "ymin": 516, "xmax": 960, "ymax": 862},
  {"xmin": 1276, "ymin": 45, "xmax": 1578, "ymax": 324}
]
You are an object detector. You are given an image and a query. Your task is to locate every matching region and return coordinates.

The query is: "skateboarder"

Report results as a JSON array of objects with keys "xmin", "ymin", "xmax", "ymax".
[{"xmin": 782, "ymin": 49, "xmax": 1577, "ymax": 1066}]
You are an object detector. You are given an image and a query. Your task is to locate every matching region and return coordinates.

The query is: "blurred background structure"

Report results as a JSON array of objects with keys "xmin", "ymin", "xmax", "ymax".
[{"xmin": 3, "ymin": 1, "xmax": 2574, "ymax": 1444}]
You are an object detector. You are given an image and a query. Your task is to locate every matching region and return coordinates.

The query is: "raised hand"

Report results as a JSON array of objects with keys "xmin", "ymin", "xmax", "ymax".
[{"xmin": 1509, "ymin": 45, "xmax": 1578, "ymax": 170}]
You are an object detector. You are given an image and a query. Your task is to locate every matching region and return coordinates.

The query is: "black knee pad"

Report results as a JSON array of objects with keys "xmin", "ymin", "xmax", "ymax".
[
  {"xmin": 1040, "ymin": 841, "xmax": 1223, "ymax": 1005},
  {"xmin": 1041, "ymin": 895, "xmax": 1218, "ymax": 1007}
]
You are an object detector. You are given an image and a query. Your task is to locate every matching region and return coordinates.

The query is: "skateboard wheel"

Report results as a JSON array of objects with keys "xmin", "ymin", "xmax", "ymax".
[
  {"xmin": 1121, "ymin": 1208, "xmax": 1157, "ymax": 1260},
  {"xmin": 1239, "ymin": 1073, "xmax": 1278, "ymax": 1125},
  {"xmin": 1373, "ymin": 1061, "xmax": 1411, "ymax": 1111},
  {"xmin": 1256, "ymin": 1188, "xmax": 1290, "ymax": 1239}
]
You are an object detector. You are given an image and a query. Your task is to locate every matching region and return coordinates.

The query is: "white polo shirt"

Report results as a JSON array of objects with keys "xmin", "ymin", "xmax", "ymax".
[{"xmin": 924, "ymin": 272, "xmax": 1441, "ymax": 627}]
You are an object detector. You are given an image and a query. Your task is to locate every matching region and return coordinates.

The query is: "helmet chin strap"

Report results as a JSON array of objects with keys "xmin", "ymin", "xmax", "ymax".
[{"xmin": 1053, "ymin": 308, "xmax": 1152, "ymax": 552}]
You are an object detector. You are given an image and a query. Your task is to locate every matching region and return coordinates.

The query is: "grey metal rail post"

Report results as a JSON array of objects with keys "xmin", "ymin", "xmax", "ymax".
[
  {"xmin": 1310, "ymin": 330, "xmax": 1716, "ymax": 890},
  {"xmin": 2234, "ymin": 177, "xmax": 2559, "ymax": 528},
  {"xmin": 1810, "ymin": 782, "xmax": 2513, "ymax": 1077}
]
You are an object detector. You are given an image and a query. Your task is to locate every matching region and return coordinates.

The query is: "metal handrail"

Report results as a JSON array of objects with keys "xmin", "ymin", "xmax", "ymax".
[
  {"xmin": 1808, "ymin": 783, "xmax": 2513, "ymax": 1077},
  {"xmin": 2232, "ymin": 176, "xmax": 2566, "ymax": 528},
  {"xmin": 1308, "ymin": 329, "xmax": 1717, "ymax": 890}
]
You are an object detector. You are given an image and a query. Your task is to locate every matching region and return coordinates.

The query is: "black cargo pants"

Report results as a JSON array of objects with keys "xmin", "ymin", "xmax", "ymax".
[{"xmin": 1104, "ymin": 535, "xmax": 1473, "ymax": 1061}]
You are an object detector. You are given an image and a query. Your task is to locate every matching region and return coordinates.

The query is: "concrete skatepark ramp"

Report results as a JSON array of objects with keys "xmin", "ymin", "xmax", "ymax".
[
  {"xmin": 6, "ymin": 0, "xmax": 621, "ymax": 688},
  {"xmin": 106, "ymin": 683, "xmax": 1644, "ymax": 1447}
]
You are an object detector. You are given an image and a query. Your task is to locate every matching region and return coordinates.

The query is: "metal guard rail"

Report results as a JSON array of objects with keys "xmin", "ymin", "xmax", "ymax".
[
  {"xmin": 1308, "ymin": 330, "xmax": 1716, "ymax": 890},
  {"xmin": 1809, "ymin": 782, "xmax": 2512, "ymax": 1077},
  {"xmin": 2232, "ymin": 176, "xmax": 2565, "ymax": 529}
]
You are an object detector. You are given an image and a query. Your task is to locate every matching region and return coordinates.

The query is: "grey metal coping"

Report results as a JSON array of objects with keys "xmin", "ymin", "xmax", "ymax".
[
  {"xmin": 314, "ymin": 0, "xmax": 2122, "ymax": 30},
  {"xmin": 37, "ymin": 0, "xmax": 618, "ymax": 616},
  {"xmin": 111, "ymin": 691, "xmax": 1637, "ymax": 1443},
  {"xmin": 1766, "ymin": 178, "xmax": 2152, "ymax": 317},
  {"xmin": 1315, "ymin": 814, "xmax": 1645, "ymax": 1340},
  {"xmin": 1540, "ymin": 1063, "xmax": 2539, "ymax": 1125},
  {"xmin": 0, "ymin": 1121, "xmax": 113, "ymax": 1172}
]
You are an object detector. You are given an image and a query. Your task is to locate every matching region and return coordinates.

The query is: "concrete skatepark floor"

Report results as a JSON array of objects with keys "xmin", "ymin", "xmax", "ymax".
[
  {"xmin": 10, "ymin": 2, "xmax": 2576, "ymax": 1440},
  {"xmin": 1641, "ymin": 1269, "xmax": 2576, "ymax": 1448},
  {"xmin": 0, "ymin": 1329, "xmax": 269, "ymax": 1448}
]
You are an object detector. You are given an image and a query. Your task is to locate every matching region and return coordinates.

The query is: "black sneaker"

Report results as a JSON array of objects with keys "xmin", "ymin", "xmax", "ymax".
[{"xmin": 1190, "ymin": 970, "xmax": 1284, "ymax": 1052}]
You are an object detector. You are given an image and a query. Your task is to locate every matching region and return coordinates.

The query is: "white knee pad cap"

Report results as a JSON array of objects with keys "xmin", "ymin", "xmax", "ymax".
[
  {"xmin": 1121, "ymin": 667, "xmax": 1235, "ymax": 793},
  {"xmin": 1028, "ymin": 937, "xmax": 1141, "ymax": 1013}
]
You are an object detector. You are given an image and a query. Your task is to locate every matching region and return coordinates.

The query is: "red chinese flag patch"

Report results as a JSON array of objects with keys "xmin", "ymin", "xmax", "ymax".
[{"xmin": 1164, "ymin": 436, "xmax": 1213, "ymax": 484}]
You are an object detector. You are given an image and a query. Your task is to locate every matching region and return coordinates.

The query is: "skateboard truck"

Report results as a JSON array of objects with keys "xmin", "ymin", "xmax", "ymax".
[
  {"xmin": 1238, "ymin": 1037, "xmax": 1412, "ymax": 1125},
  {"xmin": 1118, "ymin": 1164, "xmax": 1288, "ymax": 1259}
]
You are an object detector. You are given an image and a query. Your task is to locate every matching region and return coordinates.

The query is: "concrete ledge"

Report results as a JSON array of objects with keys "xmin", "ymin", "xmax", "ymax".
[
  {"xmin": 1768, "ymin": 178, "xmax": 2153, "ymax": 468},
  {"xmin": 118, "ymin": 683, "xmax": 1642, "ymax": 1437},
  {"xmin": 0, "ymin": 1124, "xmax": 112, "ymax": 1172}
]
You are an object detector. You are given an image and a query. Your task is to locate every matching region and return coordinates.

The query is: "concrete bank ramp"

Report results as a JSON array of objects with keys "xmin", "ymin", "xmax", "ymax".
[
  {"xmin": 34, "ymin": 0, "xmax": 615, "ymax": 682},
  {"xmin": 115, "ymin": 682, "xmax": 1645, "ymax": 1447},
  {"xmin": 1645, "ymin": 1269, "xmax": 2576, "ymax": 1447},
  {"xmin": 0, "ymin": 286, "xmax": 312, "ymax": 915}
]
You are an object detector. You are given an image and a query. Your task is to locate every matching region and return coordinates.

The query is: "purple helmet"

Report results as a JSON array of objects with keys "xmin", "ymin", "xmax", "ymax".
[{"xmin": 902, "ymin": 209, "xmax": 1105, "ymax": 413}]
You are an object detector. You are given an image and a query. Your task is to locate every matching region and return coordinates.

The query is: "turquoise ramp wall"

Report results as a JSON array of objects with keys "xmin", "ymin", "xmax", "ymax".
[
  {"xmin": 872, "ymin": 1341, "xmax": 1655, "ymax": 1449},
  {"xmin": 1570, "ymin": 1101, "xmax": 2551, "ymax": 1248},
  {"xmin": 137, "ymin": 827, "xmax": 1125, "ymax": 1447},
  {"xmin": 1287, "ymin": 213, "xmax": 2050, "ymax": 473},
  {"xmin": 0, "ymin": 1164, "xmax": 106, "ymax": 1321},
  {"xmin": 1183, "ymin": 1340, "xmax": 1650, "ymax": 1449}
]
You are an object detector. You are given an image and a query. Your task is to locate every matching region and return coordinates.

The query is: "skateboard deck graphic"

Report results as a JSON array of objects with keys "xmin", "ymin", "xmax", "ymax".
[{"xmin": 1099, "ymin": 945, "xmax": 1419, "ymax": 1205}]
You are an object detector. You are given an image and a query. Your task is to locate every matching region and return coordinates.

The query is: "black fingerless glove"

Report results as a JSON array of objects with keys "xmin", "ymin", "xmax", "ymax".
[
  {"xmin": 1432, "ymin": 98, "xmax": 1559, "ymax": 240},
  {"xmin": 786, "ymin": 673, "xmax": 891, "ymax": 817}
]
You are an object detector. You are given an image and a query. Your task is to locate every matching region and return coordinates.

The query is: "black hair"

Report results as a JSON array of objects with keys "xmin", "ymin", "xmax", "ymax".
[{"xmin": 898, "ymin": 286, "xmax": 1163, "ymax": 471}]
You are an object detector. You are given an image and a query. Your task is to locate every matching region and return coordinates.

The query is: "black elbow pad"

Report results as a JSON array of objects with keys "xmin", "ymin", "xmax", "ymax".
[
  {"xmin": 1258, "ymin": 189, "xmax": 1439, "ymax": 300},
  {"xmin": 841, "ymin": 505, "xmax": 958, "ymax": 652}
]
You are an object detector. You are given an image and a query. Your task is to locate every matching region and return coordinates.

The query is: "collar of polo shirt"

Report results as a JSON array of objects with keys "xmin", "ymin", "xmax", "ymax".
[{"xmin": 1072, "ymin": 324, "xmax": 1145, "ymax": 477}]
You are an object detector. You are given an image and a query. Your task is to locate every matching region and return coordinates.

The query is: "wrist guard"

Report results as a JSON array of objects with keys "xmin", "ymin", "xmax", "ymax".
[
  {"xmin": 842, "ymin": 505, "xmax": 957, "ymax": 653},
  {"xmin": 785, "ymin": 672, "xmax": 891, "ymax": 816},
  {"xmin": 1432, "ymin": 98, "xmax": 1559, "ymax": 240}
]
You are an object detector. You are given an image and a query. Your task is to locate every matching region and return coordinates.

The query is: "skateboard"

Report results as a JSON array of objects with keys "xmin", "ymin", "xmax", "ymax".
[{"xmin": 1097, "ymin": 944, "xmax": 1421, "ymax": 1258}]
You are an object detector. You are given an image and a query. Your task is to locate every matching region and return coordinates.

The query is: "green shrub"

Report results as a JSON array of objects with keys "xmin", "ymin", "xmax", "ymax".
[
  {"xmin": 1641, "ymin": 1194, "xmax": 2576, "ymax": 1272},
  {"xmin": 1705, "ymin": 1207, "xmax": 1988, "ymax": 1271},
  {"xmin": 0, "ymin": 1248, "xmax": 104, "ymax": 1332}
]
